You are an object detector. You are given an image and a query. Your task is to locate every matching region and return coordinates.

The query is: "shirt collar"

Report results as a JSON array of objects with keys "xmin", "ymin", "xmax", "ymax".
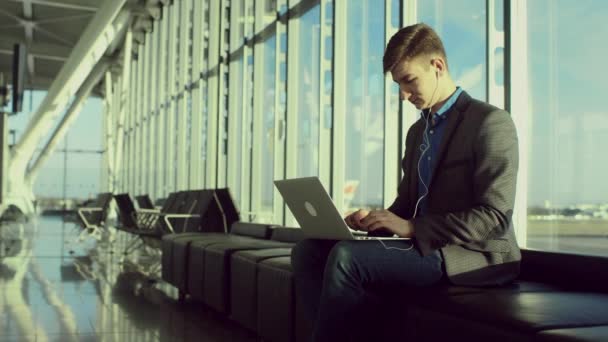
[{"xmin": 420, "ymin": 87, "xmax": 463, "ymax": 120}]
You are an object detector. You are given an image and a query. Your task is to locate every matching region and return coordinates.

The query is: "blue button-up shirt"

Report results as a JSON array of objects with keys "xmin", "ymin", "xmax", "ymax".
[{"xmin": 417, "ymin": 87, "xmax": 463, "ymax": 217}]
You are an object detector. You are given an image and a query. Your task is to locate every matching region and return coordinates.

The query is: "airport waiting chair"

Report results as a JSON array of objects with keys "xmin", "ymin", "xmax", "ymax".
[
  {"xmin": 75, "ymin": 192, "xmax": 113, "ymax": 241},
  {"xmin": 135, "ymin": 194, "xmax": 156, "ymax": 210},
  {"xmin": 161, "ymin": 189, "xmax": 236, "ymax": 295}
]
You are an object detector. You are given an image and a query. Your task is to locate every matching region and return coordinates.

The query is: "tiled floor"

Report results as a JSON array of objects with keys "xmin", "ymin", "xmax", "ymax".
[{"xmin": 0, "ymin": 215, "xmax": 258, "ymax": 342}]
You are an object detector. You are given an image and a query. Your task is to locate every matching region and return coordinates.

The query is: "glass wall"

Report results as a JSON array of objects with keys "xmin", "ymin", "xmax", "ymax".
[
  {"xmin": 418, "ymin": 0, "xmax": 488, "ymax": 101},
  {"xmin": 295, "ymin": 5, "xmax": 321, "ymax": 178},
  {"xmin": 8, "ymin": 91, "xmax": 103, "ymax": 201},
  {"xmin": 343, "ymin": 1, "xmax": 386, "ymax": 212},
  {"xmin": 100, "ymin": 0, "xmax": 608, "ymax": 258},
  {"xmin": 525, "ymin": 0, "xmax": 608, "ymax": 256}
]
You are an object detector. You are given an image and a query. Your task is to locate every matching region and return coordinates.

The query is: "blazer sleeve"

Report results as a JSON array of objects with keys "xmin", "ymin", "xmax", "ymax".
[{"xmin": 411, "ymin": 109, "xmax": 519, "ymax": 256}]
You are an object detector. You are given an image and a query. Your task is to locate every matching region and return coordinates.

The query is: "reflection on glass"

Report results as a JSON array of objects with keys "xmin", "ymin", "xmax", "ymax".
[
  {"xmin": 296, "ymin": 6, "xmax": 321, "ymax": 178},
  {"xmin": 526, "ymin": 0, "xmax": 608, "ymax": 256},
  {"xmin": 344, "ymin": 1, "xmax": 385, "ymax": 211},
  {"xmin": 418, "ymin": 0, "xmax": 487, "ymax": 101}
]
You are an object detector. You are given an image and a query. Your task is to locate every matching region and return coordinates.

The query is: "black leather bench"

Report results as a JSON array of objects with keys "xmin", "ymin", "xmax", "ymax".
[
  {"xmin": 162, "ymin": 229, "xmax": 608, "ymax": 342},
  {"xmin": 237, "ymin": 248, "xmax": 608, "ymax": 342}
]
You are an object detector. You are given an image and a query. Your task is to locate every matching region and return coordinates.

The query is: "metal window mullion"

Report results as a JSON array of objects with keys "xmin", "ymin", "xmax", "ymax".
[
  {"xmin": 138, "ymin": 40, "xmax": 146, "ymax": 196},
  {"xmin": 103, "ymin": 73, "xmax": 114, "ymax": 193},
  {"xmin": 130, "ymin": 57, "xmax": 137, "ymax": 193},
  {"xmin": 126, "ymin": 59, "xmax": 135, "ymax": 193},
  {"xmin": 284, "ymin": 11, "xmax": 300, "ymax": 226},
  {"xmin": 250, "ymin": 2, "xmax": 265, "ymax": 221},
  {"xmin": 383, "ymin": 0, "xmax": 400, "ymax": 209},
  {"xmin": 332, "ymin": 0, "xmax": 346, "ymax": 213},
  {"xmin": 227, "ymin": 58, "xmax": 240, "ymax": 198},
  {"xmin": 487, "ymin": 0, "xmax": 505, "ymax": 108},
  {"xmin": 125, "ymin": 61, "xmax": 132, "ymax": 192},
  {"xmin": 157, "ymin": 5, "xmax": 169, "ymax": 199},
  {"xmin": 240, "ymin": 3, "xmax": 254, "ymax": 217},
  {"xmin": 216, "ymin": 0, "xmax": 230, "ymax": 188},
  {"xmin": 242, "ymin": 4, "xmax": 255, "ymax": 218},
  {"xmin": 142, "ymin": 32, "xmax": 152, "ymax": 195},
  {"xmin": 149, "ymin": 25, "xmax": 159, "ymax": 196},
  {"xmin": 166, "ymin": 2, "xmax": 178, "ymax": 192},
  {"xmin": 273, "ymin": 4, "xmax": 287, "ymax": 225},
  {"xmin": 110, "ymin": 76, "xmax": 120, "ymax": 190},
  {"xmin": 241, "ymin": 50, "xmax": 252, "ymax": 217},
  {"xmin": 205, "ymin": 0, "xmax": 221, "ymax": 187},
  {"xmin": 189, "ymin": 0, "xmax": 203, "ymax": 189},
  {"xmin": 508, "ymin": 0, "xmax": 529, "ymax": 246},
  {"xmin": 138, "ymin": 41, "xmax": 147, "ymax": 196},
  {"xmin": 114, "ymin": 30, "xmax": 132, "ymax": 193},
  {"xmin": 136, "ymin": 43, "xmax": 145, "ymax": 195},
  {"xmin": 226, "ymin": 3, "xmax": 240, "ymax": 199},
  {"xmin": 399, "ymin": 0, "xmax": 418, "ymax": 179},
  {"xmin": 176, "ymin": 0, "xmax": 190, "ymax": 190},
  {"xmin": 319, "ymin": 0, "xmax": 332, "ymax": 197},
  {"xmin": 101, "ymin": 100, "xmax": 110, "ymax": 191}
]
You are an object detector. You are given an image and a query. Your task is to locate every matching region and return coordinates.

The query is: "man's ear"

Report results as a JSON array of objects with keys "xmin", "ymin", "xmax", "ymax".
[{"xmin": 431, "ymin": 57, "xmax": 446, "ymax": 76}]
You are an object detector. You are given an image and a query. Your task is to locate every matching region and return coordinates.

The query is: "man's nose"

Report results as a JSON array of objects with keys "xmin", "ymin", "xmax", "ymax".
[{"xmin": 400, "ymin": 89, "xmax": 411, "ymax": 101}]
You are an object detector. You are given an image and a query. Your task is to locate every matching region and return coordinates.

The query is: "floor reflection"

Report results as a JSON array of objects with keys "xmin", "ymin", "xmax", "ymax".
[{"xmin": 0, "ymin": 216, "xmax": 257, "ymax": 342}]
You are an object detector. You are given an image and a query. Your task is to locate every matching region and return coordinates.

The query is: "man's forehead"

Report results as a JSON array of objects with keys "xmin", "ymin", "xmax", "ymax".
[{"xmin": 391, "ymin": 59, "xmax": 419, "ymax": 79}]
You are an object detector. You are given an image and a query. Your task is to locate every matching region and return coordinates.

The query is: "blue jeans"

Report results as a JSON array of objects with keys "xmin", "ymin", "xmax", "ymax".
[{"xmin": 291, "ymin": 239, "xmax": 444, "ymax": 342}]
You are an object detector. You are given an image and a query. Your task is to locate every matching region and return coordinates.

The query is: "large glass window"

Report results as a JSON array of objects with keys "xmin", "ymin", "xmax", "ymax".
[
  {"xmin": 295, "ymin": 6, "xmax": 321, "ymax": 178},
  {"xmin": 525, "ymin": 0, "xmax": 608, "ymax": 257},
  {"xmin": 343, "ymin": 1, "xmax": 385, "ymax": 212},
  {"xmin": 418, "ymin": 0, "xmax": 487, "ymax": 101}
]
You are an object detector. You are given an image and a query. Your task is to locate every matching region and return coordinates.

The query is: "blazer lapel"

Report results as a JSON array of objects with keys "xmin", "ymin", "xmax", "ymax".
[{"xmin": 428, "ymin": 92, "xmax": 471, "ymax": 190}]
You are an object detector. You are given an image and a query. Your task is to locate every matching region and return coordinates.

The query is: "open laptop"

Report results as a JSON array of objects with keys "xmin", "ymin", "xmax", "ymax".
[{"xmin": 274, "ymin": 177, "xmax": 409, "ymax": 241}]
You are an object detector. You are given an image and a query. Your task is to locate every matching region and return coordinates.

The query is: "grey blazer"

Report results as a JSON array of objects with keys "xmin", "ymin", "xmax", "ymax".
[{"xmin": 388, "ymin": 91, "xmax": 521, "ymax": 286}]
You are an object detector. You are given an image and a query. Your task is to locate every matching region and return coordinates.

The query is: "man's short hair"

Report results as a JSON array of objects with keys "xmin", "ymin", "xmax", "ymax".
[{"xmin": 383, "ymin": 23, "xmax": 448, "ymax": 73}]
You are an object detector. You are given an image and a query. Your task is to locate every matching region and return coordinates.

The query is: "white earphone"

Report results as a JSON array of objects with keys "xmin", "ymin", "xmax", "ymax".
[{"xmin": 378, "ymin": 66, "xmax": 441, "ymax": 252}]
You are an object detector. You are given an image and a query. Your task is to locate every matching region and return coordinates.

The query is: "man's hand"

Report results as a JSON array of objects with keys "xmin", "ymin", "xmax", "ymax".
[
  {"xmin": 359, "ymin": 210, "xmax": 415, "ymax": 238},
  {"xmin": 344, "ymin": 209, "xmax": 370, "ymax": 230}
]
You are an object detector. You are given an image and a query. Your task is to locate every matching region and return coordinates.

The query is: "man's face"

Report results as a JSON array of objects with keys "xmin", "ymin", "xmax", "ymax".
[{"xmin": 390, "ymin": 56, "xmax": 438, "ymax": 110}]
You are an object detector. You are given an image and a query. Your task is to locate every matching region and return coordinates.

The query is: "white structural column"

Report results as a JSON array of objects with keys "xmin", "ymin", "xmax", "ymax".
[
  {"xmin": 127, "ymin": 57, "xmax": 135, "ymax": 193},
  {"xmin": 134, "ymin": 43, "xmax": 145, "ymax": 195},
  {"xmin": 318, "ymin": 0, "xmax": 331, "ymax": 194},
  {"xmin": 487, "ymin": 0, "xmax": 505, "ymax": 109},
  {"xmin": 205, "ymin": 0, "xmax": 221, "ymax": 187},
  {"xmin": 166, "ymin": 2, "xmax": 179, "ymax": 193},
  {"xmin": 176, "ymin": 0, "xmax": 190, "ymax": 190},
  {"xmin": 103, "ymin": 71, "xmax": 115, "ymax": 192},
  {"xmin": 509, "ymin": 0, "xmax": 530, "ymax": 246},
  {"xmin": 284, "ymin": 5, "xmax": 301, "ymax": 226},
  {"xmin": 250, "ymin": 3, "xmax": 265, "ymax": 222},
  {"xmin": 273, "ymin": 4, "xmax": 287, "ymax": 225},
  {"xmin": 399, "ymin": 0, "xmax": 418, "ymax": 178},
  {"xmin": 215, "ymin": 0, "xmax": 230, "ymax": 188},
  {"xmin": 331, "ymin": 0, "xmax": 347, "ymax": 213},
  {"xmin": 113, "ymin": 30, "xmax": 133, "ymax": 192},
  {"xmin": 141, "ymin": 33, "xmax": 151, "ymax": 195},
  {"xmin": 189, "ymin": 0, "xmax": 203, "ymax": 189},
  {"xmin": 26, "ymin": 61, "xmax": 109, "ymax": 183},
  {"xmin": 383, "ymin": 0, "xmax": 400, "ymax": 208},
  {"xmin": 148, "ymin": 23, "xmax": 159, "ymax": 197},
  {"xmin": 156, "ymin": 6, "xmax": 169, "ymax": 199},
  {"xmin": 5, "ymin": 1, "xmax": 128, "ymax": 214}
]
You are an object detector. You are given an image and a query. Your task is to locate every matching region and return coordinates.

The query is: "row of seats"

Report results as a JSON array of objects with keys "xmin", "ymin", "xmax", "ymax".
[
  {"xmin": 162, "ymin": 222, "xmax": 310, "ymax": 342},
  {"xmin": 81, "ymin": 191, "xmax": 608, "ymax": 341},
  {"xmin": 163, "ymin": 223, "xmax": 608, "ymax": 342}
]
